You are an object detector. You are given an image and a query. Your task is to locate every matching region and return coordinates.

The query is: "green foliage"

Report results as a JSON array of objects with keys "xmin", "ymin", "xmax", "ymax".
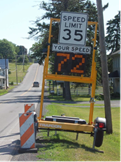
[
  {"xmin": 105, "ymin": 12, "xmax": 120, "ymax": 54},
  {"xmin": 17, "ymin": 56, "xmax": 23, "ymax": 63},
  {"xmin": 8, "ymin": 70, "xmax": 11, "ymax": 74},
  {"xmin": 24, "ymin": 56, "xmax": 29, "ymax": 63},
  {"xmin": 17, "ymin": 55, "xmax": 29, "ymax": 63},
  {"xmin": 107, "ymin": 56, "xmax": 113, "ymax": 72},
  {"xmin": 95, "ymin": 94, "xmax": 104, "ymax": 100},
  {"xmin": 111, "ymin": 92, "xmax": 120, "ymax": 99},
  {"xmin": 9, "ymin": 81, "xmax": 14, "ymax": 85},
  {"xmin": 0, "ymin": 39, "xmax": 17, "ymax": 60},
  {"xmin": 17, "ymin": 46, "xmax": 27, "ymax": 55},
  {"xmin": 30, "ymin": 40, "xmax": 45, "ymax": 64}
]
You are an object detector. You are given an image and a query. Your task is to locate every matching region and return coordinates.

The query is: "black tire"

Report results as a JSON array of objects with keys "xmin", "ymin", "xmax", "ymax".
[{"xmin": 95, "ymin": 129, "xmax": 104, "ymax": 147}]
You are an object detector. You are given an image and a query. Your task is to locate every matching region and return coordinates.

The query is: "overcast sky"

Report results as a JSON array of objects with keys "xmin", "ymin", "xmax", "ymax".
[{"xmin": 0, "ymin": 0, "xmax": 120, "ymax": 53}]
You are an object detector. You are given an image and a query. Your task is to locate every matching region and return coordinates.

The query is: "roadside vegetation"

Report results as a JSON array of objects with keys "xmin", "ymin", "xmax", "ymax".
[
  {"xmin": 47, "ymin": 85, "xmax": 120, "ymax": 101},
  {"xmin": 0, "ymin": 85, "xmax": 15, "ymax": 96},
  {"xmin": 37, "ymin": 104, "xmax": 120, "ymax": 161},
  {"xmin": 8, "ymin": 62, "xmax": 32, "ymax": 84},
  {"xmin": 0, "ymin": 62, "xmax": 32, "ymax": 96}
]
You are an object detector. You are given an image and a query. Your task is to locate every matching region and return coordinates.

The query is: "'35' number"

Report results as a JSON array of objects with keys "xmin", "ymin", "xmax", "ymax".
[{"xmin": 63, "ymin": 29, "xmax": 83, "ymax": 41}]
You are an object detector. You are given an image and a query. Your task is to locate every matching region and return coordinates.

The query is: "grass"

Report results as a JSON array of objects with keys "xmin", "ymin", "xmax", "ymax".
[
  {"xmin": 9, "ymin": 62, "xmax": 32, "ymax": 83},
  {"xmin": 48, "ymin": 94, "xmax": 102, "ymax": 101},
  {"xmin": 0, "ymin": 62, "xmax": 32, "ymax": 96},
  {"xmin": 0, "ymin": 85, "xmax": 15, "ymax": 96},
  {"xmin": 51, "ymin": 86, "xmax": 103, "ymax": 96},
  {"xmin": 52, "ymin": 103, "xmax": 104, "ymax": 106},
  {"xmin": 37, "ymin": 104, "xmax": 120, "ymax": 161}
]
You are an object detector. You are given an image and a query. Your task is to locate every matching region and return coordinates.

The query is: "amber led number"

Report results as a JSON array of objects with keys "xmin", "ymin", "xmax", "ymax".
[
  {"xmin": 54, "ymin": 53, "xmax": 71, "ymax": 73},
  {"xmin": 71, "ymin": 54, "xmax": 85, "ymax": 73},
  {"xmin": 54, "ymin": 53, "xmax": 86, "ymax": 74}
]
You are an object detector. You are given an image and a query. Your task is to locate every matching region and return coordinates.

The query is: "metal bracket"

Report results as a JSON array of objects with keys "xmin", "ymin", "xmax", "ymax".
[{"xmin": 89, "ymin": 97, "xmax": 95, "ymax": 103}]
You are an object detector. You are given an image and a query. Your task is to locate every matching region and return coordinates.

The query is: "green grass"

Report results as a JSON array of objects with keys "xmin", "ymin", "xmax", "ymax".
[
  {"xmin": 0, "ymin": 62, "xmax": 32, "ymax": 96},
  {"xmin": 52, "ymin": 103, "xmax": 104, "ymax": 106},
  {"xmin": 0, "ymin": 85, "xmax": 15, "ymax": 96},
  {"xmin": 9, "ymin": 62, "xmax": 32, "ymax": 83},
  {"xmin": 37, "ymin": 105, "xmax": 120, "ymax": 161},
  {"xmin": 51, "ymin": 86, "xmax": 103, "ymax": 96},
  {"xmin": 48, "ymin": 94, "xmax": 101, "ymax": 101}
]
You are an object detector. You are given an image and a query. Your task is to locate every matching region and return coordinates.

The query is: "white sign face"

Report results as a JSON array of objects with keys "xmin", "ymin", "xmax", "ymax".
[
  {"xmin": 52, "ymin": 43, "xmax": 91, "ymax": 54},
  {"xmin": 59, "ymin": 12, "xmax": 88, "ymax": 46}
]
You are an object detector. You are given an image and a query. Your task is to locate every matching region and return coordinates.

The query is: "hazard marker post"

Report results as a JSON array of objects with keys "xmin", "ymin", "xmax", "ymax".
[
  {"xmin": 24, "ymin": 104, "xmax": 35, "ymax": 113},
  {"xmin": 19, "ymin": 112, "xmax": 37, "ymax": 153},
  {"xmin": 24, "ymin": 104, "xmax": 38, "ymax": 136}
]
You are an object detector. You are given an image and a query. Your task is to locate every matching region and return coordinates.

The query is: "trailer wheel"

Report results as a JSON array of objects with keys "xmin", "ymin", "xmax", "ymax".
[{"xmin": 95, "ymin": 129, "xmax": 104, "ymax": 147}]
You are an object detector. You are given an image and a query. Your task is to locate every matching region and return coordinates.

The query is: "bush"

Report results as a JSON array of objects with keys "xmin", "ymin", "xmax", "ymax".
[
  {"xmin": 9, "ymin": 81, "xmax": 14, "ymax": 85},
  {"xmin": 95, "ymin": 94, "xmax": 104, "ymax": 100},
  {"xmin": 17, "ymin": 55, "xmax": 29, "ymax": 63},
  {"xmin": 111, "ymin": 92, "xmax": 120, "ymax": 99},
  {"xmin": 8, "ymin": 70, "xmax": 11, "ymax": 74},
  {"xmin": 95, "ymin": 92, "xmax": 120, "ymax": 100}
]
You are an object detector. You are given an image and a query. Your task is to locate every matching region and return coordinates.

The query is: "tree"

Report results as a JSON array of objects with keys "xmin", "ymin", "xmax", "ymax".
[
  {"xmin": 17, "ymin": 55, "xmax": 29, "ymax": 63},
  {"xmin": 30, "ymin": 40, "xmax": 45, "ymax": 64},
  {"xmin": 17, "ymin": 46, "xmax": 27, "ymax": 55},
  {"xmin": 105, "ymin": 12, "xmax": 120, "ymax": 54},
  {"xmin": 0, "ymin": 39, "xmax": 17, "ymax": 61}
]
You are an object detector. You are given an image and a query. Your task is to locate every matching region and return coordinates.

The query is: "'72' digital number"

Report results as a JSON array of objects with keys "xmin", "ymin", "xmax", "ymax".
[{"xmin": 63, "ymin": 29, "xmax": 83, "ymax": 41}]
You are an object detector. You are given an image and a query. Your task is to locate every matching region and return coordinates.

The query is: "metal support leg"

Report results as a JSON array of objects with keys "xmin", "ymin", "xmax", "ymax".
[
  {"xmin": 76, "ymin": 133, "xmax": 79, "ymax": 140},
  {"xmin": 55, "ymin": 131, "xmax": 57, "ymax": 135},
  {"xmin": 93, "ymin": 127, "xmax": 98, "ymax": 149},
  {"xmin": 47, "ymin": 129, "xmax": 49, "ymax": 137}
]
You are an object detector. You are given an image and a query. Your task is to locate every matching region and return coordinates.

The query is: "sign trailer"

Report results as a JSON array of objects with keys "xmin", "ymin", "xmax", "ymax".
[{"xmin": 37, "ymin": 12, "xmax": 106, "ymax": 150}]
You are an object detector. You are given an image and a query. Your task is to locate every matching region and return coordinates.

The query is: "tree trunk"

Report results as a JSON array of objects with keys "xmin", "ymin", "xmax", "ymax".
[
  {"xmin": 63, "ymin": 84, "xmax": 65, "ymax": 98},
  {"xmin": 64, "ymin": 81, "xmax": 72, "ymax": 100}
]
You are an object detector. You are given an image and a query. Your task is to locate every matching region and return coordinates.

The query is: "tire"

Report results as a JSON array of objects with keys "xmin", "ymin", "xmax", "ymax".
[{"xmin": 95, "ymin": 129, "xmax": 104, "ymax": 147}]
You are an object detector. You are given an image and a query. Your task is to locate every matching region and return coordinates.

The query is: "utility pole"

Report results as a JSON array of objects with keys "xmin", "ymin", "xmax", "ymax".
[
  {"xmin": 5, "ymin": 56, "xmax": 7, "ymax": 89},
  {"xmin": 23, "ymin": 52, "xmax": 25, "ymax": 72},
  {"xmin": 96, "ymin": 0, "xmax": 112, "ymax": 134},
  {"xmin": 15, "ymin": 56, "xmax": 18, "ymax": 85}
]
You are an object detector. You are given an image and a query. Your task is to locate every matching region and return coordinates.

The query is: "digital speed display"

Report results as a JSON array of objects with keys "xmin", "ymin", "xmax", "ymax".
[{"xmin": 54, "ymin": 53, "xmax": 86, "ymax": 74}]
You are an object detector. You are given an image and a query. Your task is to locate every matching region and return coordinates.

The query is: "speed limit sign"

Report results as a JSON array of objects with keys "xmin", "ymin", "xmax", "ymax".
[{"xmin": 59, "ymin": 12, "xmax": 88, "ymax": 46}]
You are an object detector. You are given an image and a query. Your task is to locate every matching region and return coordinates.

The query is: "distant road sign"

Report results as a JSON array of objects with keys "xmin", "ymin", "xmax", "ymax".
[
  {"xmin": 52, "ymin": 43, "xmax": 91, "ymax": 54},
  {"xmin": 59, "ymin": 12, "xmax": 88, "ymax": 46}
]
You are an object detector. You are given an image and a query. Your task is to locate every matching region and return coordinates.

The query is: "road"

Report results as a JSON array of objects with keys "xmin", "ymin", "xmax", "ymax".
[{"xmin": 0, "ymin": 63, "xmax": 43, "ymax": 161}]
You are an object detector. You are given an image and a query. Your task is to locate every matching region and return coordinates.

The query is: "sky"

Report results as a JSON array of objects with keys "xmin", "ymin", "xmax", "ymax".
[{"xmin": 0, "ymin": 0, "xmax": 120, "ymax": 53}]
